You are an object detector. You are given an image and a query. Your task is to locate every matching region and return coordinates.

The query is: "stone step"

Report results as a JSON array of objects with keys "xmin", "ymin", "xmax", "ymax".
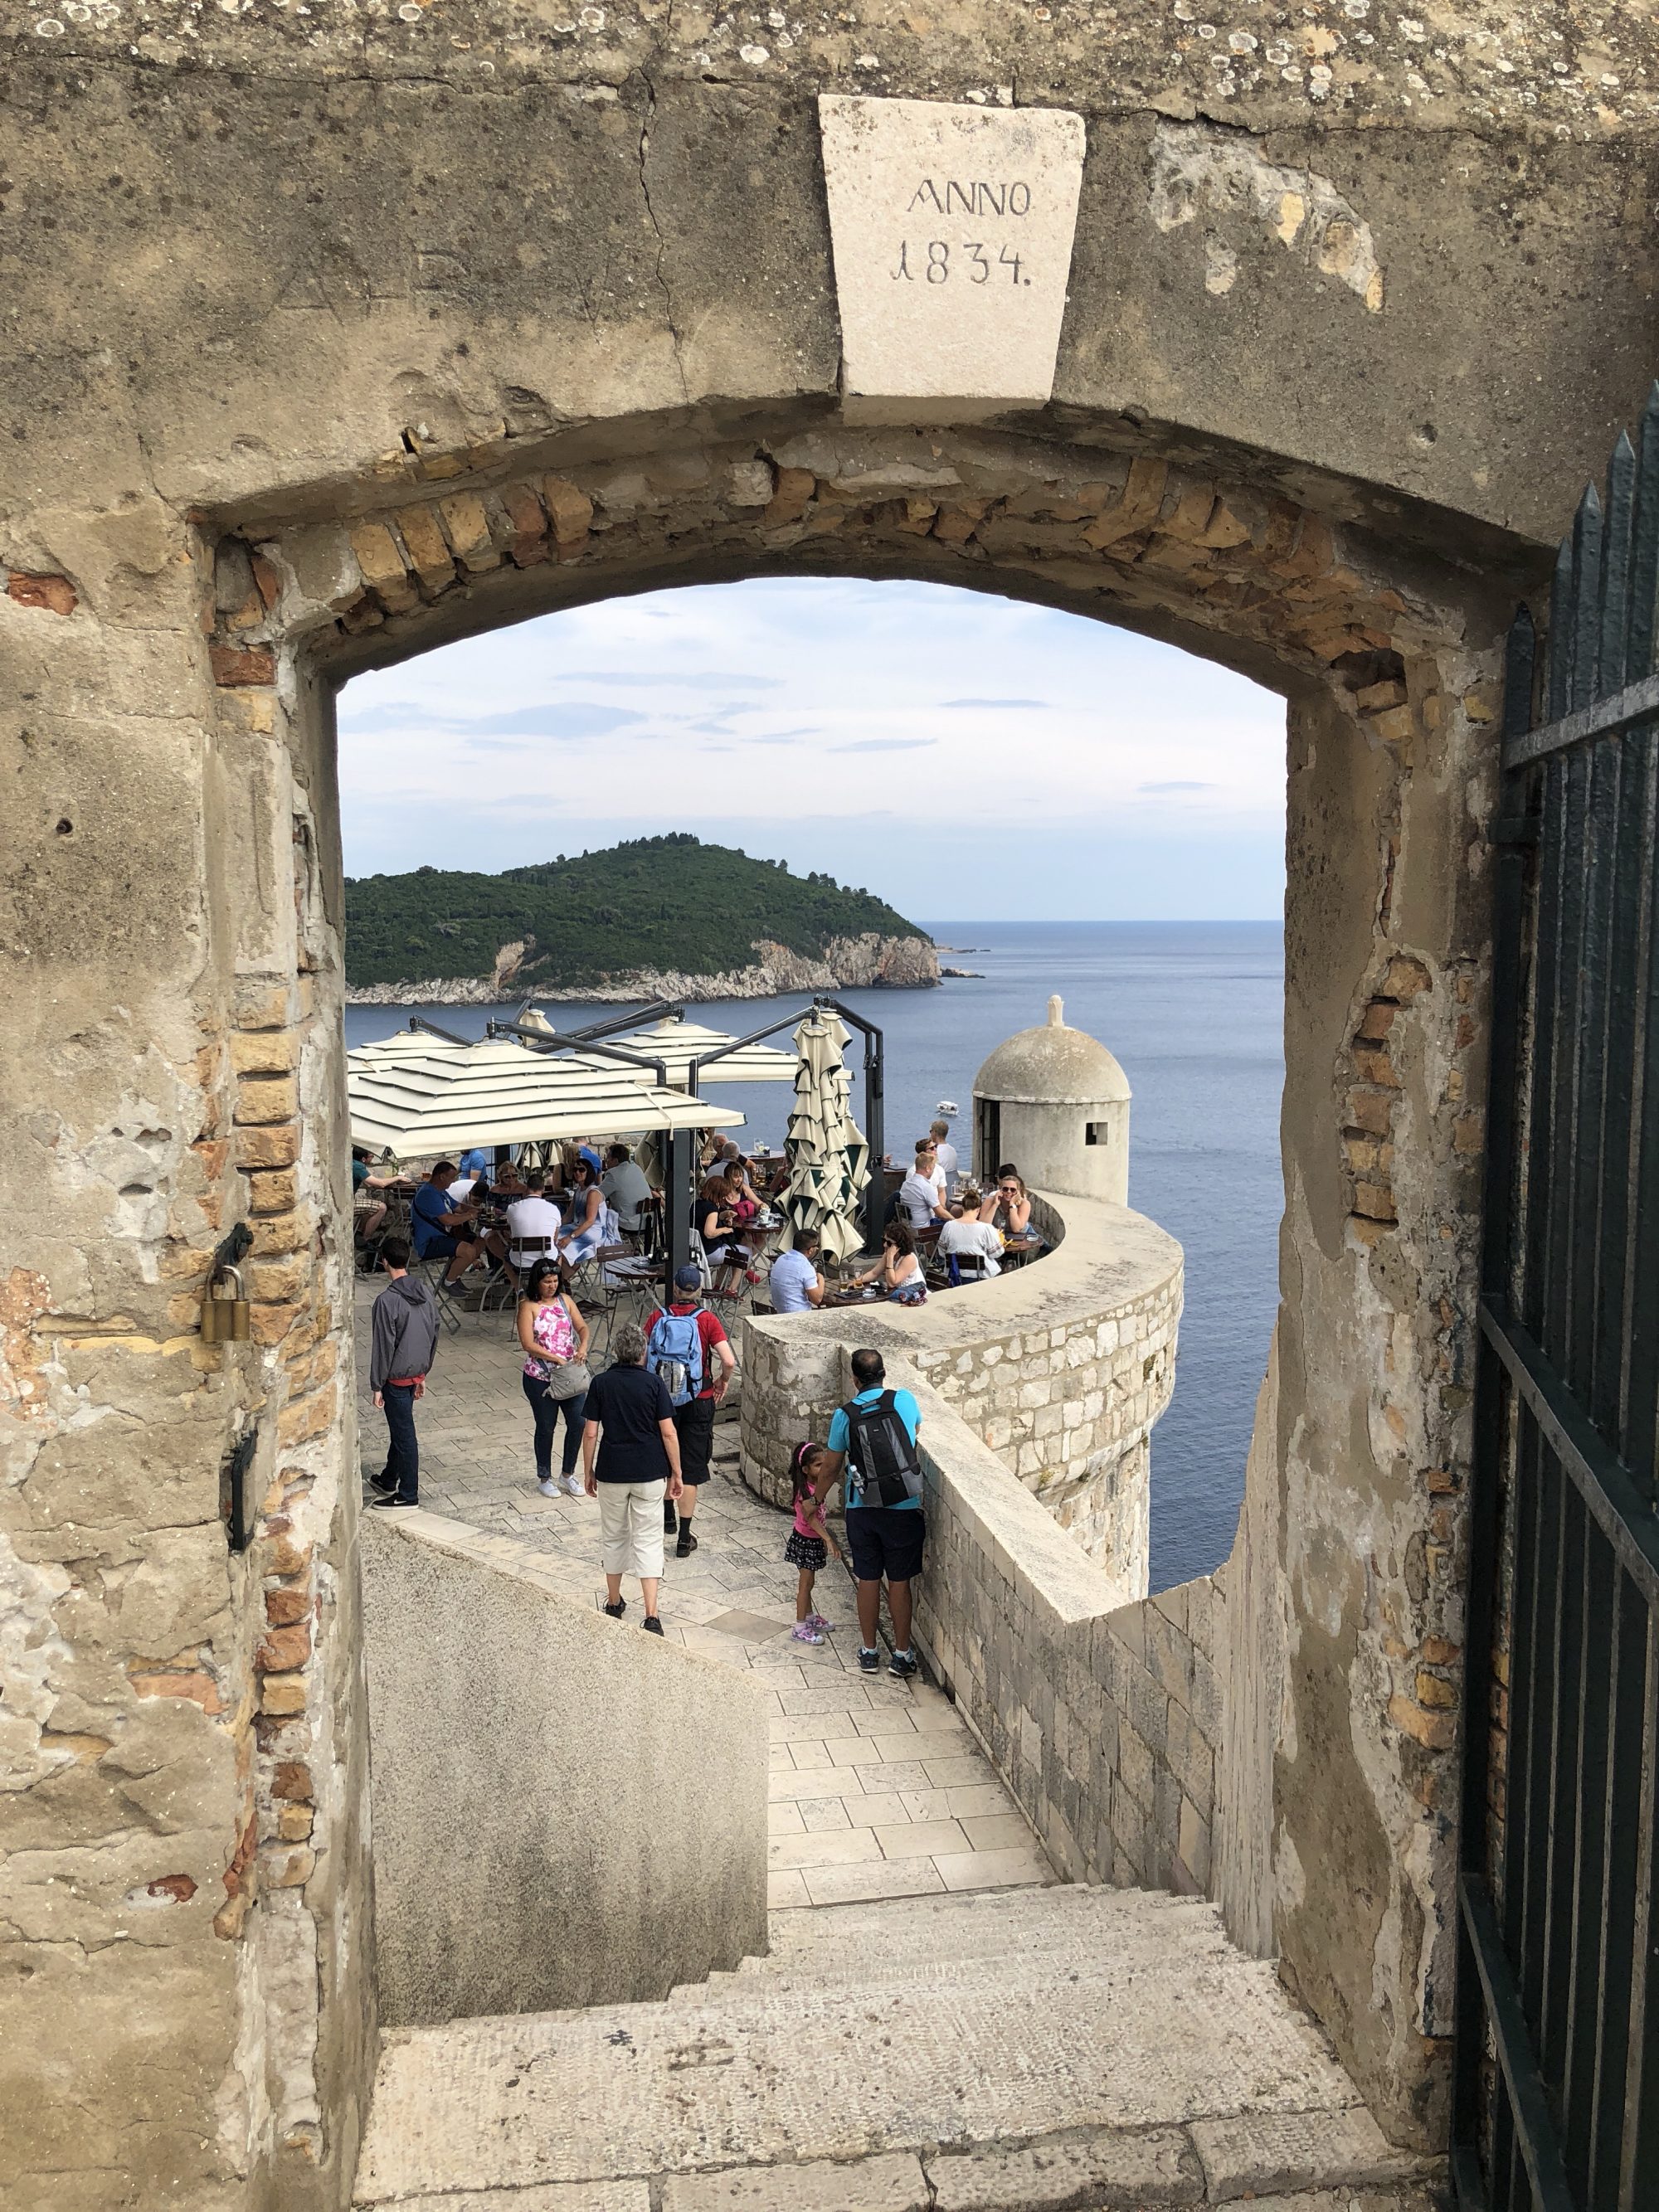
[
  {"xmin": 355, "ymin": 1890, "xmax": 1404, "ymax": 2205},
  {"xmin": 672, "ymin": 1884, "xmax": 1224, "ymax": 2003}
]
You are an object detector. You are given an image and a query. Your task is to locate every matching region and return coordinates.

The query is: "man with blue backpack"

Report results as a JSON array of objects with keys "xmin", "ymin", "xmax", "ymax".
[{"xmin": 645, "ymin": 1264, "xmax": 737, "ymax": 1558}]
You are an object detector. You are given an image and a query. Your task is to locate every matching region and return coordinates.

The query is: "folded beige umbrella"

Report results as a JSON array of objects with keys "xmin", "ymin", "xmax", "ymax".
[{"xmin": 781, "ymin": 1009, "xmax": 870, "ymax": 1262}]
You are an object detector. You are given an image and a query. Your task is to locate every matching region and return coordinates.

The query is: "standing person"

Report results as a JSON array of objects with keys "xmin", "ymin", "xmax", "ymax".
[
  {"xmin": 645, "ymin": 1265, "xmax": 736, "ymax": 1554},
  {"xmin": 820, "ymin": 1349, "xmax": 925, "ymax": 1677},
  {"xmin": 367, "ymin": 1237, "xmax": 438, "ymax": 1510},
  {"xmin": 518, "ymin": 1256, "xmax": 591, "ymax": 1497},
  {"xmin": 930, "ymin": 1120, "xmax": 960, "ymax": 1200},
  {"xmin": 786, "ymin": 1441, "xmax": 840, "ymax": 1645},
  {"xmin": 769, "ymin": 1228, "xmax": 825, "ymax": 1314},
  {"xmin": 581, "ymin": 1322, "xmax": 684, "ymax": 1635},
  {"xmin": 898, "ymin": 1139, "xmax": 949, "ymax": 1231}
]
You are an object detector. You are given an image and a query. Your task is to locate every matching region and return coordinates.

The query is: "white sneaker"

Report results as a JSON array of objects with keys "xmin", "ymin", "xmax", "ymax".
[
  {"xmin": 561, "ymin": 1473, "xmax": 582, "ymax": 1497},
  {"xmin": 537, "ymin": 1477, "xmax": 558, "ymax": 1498}
]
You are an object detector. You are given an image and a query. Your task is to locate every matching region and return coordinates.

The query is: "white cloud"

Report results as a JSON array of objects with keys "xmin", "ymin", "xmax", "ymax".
[{"xmin": 338, "ymin": 577, "xmax": 1287, "ymax": 917}]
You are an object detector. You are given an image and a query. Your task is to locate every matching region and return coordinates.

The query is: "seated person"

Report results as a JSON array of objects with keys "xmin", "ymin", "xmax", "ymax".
[
  {"xmin": 720, "ymin": 1158, "xmax": 761, "ymax": 1228},
  {"xmin": 601, "ymin": 1143, "xmax": 656, "ymax": 1232},
  {"xmin": 769, "ymin": 1228, "xmax": 825, "ymax": 1314},
  {"xmin": 694, "ymin": 1176, "xmax": 754, "ymax": 1285},
  {"xmin": 851, "ymin": 1221, "xmax": 927, "ymax": 1305},
  {"xmin": 458, "ymin": 1144, "xmax": 491, "ymax": 1181},
  {"xmin": 898, "ymin": 1138, "xmax": 949, "ymax": 1232},
  {"xmin": 937, "ymin": 1188, "xmax": 1003, "ymax": 1279},
  {"xmin": 351, "ymin": 1146, "xmax": 409, "ymax": 1242},
  {"xmin": 409, "ymin": 1159, "xmax": 505, "ymax": 1287},
  {"xmin": 557, "ymin": 1157, "xmax": 609, "ymax": 1264},
  {"xmin": 491, "ymin": 1157, "xmax": 530, "ymax": 1198},
  {"xmin": 979, "ymin": 1165, "xmax": 1034, "ymax": 1240},
  {"xmin": 504, "ymin": 1167, "xmax": 562, "ymax": 1280}
]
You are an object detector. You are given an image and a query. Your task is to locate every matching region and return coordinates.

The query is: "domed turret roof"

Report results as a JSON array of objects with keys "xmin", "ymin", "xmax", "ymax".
[{"xmin": 973, "ymin": 996, "xmax": 1131, "ymax": 1106}]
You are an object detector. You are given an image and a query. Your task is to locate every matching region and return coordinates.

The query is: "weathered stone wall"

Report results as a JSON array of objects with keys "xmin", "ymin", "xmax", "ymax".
[
  {"xmin": 360, "ymin": 1509, "xmax": 769, "ymax": 2028},
  {"xmin": 7, "ymin": 8, "xmax": 1657, "ymax": 2198},
  {"xmin": 739, "ymin": 1192, "xmax": 1182, "ymax": 1605}
]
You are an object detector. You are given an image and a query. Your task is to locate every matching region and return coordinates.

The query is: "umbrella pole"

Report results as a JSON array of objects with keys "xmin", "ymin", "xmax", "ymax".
[{"xmin": 665, "ymin": 1126, "xmax": 693, "ymax": 1287}]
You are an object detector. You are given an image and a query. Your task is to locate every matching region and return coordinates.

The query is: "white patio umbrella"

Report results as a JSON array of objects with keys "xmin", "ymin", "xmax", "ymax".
[
  {"xmin": 781, "ymin": 1008, "xmax": 870, "ymax": 1262},
  {"xmin": 347, "ymin": 1037, "xmax": 742, "ymax": 1160},
  {"xmin": 539, "ymin": 1013, "xmax": 799, "ymax": 1091}
]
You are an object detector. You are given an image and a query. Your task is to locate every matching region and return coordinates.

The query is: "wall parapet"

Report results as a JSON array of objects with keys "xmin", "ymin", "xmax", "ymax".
[
  {"xmin": 894, "ymin": 1359, "xmax": 1276, "ymax": 1962},
  {"xmin": 360, "ymin": 1508, "xmax": 769, "ymax": 2027},
  {"xmin": 740, "ymin": 1191, "xmax": 1182, "ymax": 1602}
]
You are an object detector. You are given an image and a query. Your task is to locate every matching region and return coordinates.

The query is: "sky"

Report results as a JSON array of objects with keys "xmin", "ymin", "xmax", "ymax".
[{"xmin": 337, "ymin": 576, "xmax": 1287, "ymax": 920}]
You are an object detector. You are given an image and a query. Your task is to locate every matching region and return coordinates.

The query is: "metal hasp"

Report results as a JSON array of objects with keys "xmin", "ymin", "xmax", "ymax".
[
  {"xmin": 1454, "ymin": 388, "xmax": 1659, "ymax": 2211},
  {"xmin": 221, "ymin": 1427, "xmax": 259, "ymax": 1553}
]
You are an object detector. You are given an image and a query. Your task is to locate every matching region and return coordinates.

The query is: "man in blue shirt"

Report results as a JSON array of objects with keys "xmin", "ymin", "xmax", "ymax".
[
  {"xmin": 409, "ymin": 1159, "xmax": 504, "ymax": 1287},
  {"xmin": 457, "ymin": 1145, "xmax": 491, "ymax": 1180},
  {"xmin": 769, "ymin": 1228, "xmax": 825, "ymax": 1315},
  {"xmin": 820, "ymin": 1348, "xmax": 925, "ymax": 1679}
]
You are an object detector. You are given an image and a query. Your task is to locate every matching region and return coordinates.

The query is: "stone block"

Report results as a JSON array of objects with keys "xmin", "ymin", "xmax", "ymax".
[
  {"xmin": 438, "ymin": 492, "xmax": 501, "ymax": 572},
  {"xmin": 1190, "ymin": 2105, "xmax": 1436, "ymax": 2202},
  {"xmin": 350, "ymin": 520, "xmax": 419, "ymax": 610},
  {"xmin": 230, "ymin": 1028, "xmax": 298, "ymax": 1076},
  {"xmin": 929, "ymin": 2125, "xmax": 1201, "ymax": 2208},
  {"xmin": 396, "ymin": 503, "xmax": 456, "ymax": 592},
  {"xmin": 543, "ymin": 474, "xmax": 594, "ymax": 545},
  {"xmin": 235, "ymin": 1124, "xmax": 300, "ymax": 1171},
  {"xmin": 668, "ymin": 2153, "xmax": 931, "ymax": 2210},
  {"xmin": 820, "ymin": 96, "xmax": 1085, "ymax": 420}
]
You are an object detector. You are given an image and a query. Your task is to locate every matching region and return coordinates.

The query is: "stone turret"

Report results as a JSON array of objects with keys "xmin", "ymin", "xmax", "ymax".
[{"xmin": 971, "ymin": 995, "xmax": 1131, "ymax": 1205}]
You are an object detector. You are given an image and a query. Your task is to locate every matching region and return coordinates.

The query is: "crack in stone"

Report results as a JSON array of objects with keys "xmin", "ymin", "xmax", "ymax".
[{"xmin": 635, "ymin": 71, "xmax": 689, "ymax": 406}]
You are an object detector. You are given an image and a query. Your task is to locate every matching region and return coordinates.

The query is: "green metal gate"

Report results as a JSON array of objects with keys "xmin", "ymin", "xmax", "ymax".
[{"xmin": 1455, "ymin": 394, "xmax": 1659, "ymax": 2210}]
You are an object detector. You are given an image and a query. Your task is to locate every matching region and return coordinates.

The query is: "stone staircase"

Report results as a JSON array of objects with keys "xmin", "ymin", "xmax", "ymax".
[{"xmin": 353, "ymin": 1883, "xmax": 1446, "ymax": 2210}]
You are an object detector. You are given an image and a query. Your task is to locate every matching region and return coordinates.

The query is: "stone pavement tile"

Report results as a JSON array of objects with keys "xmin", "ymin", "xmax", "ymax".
[
  {"xmin": 850, "ymin": 1706, "xmax": 918, "ymax": 1734},
  {"xmin": 942, "ymin": 1785, "xmax": 1016, "ymax": 1818},
  {"xmin": 847, "ymin": 1760, "xmax": 935, "ymax": 1794},
  {"xmin": 873, "ymin": 1818, "xmax": 968, "ymax": 1860},
  {"xmin": 957, "ymin": 1813, "xmax": 1038, "ymax": 1853},
  {"xmin": 770, "ymin": 1769, "xmax": 861, "ymax": 1805},
  {"xmin": 771, "ymin": 1710, "xmax": 859, "ymax": 1743},
  {"xmin": 922, "ymin": 1755, "xmax": 994, "ymax": 1788},
  {"xmin": 927, "ymin": 2125, "xmax": 1203, "ymax": 2210},
  {"xmin": 770, "ymin": 1802, "xmax": 805, "ymax": 1835},
  {"xmin": 1228, "ymin": 2192, "xmax": 1446, "ymax": 2212},
  {"xmin": 767, "ymin": 1827, "xmax": 885, "ymax": 1871},
  {"xmin": 800, "ymin": 1856, "xmax": 946, "ymax": 1906},
  {"xmin": 935, "ymin": 1846, "xmax": 1057, "ymax": 1892},
  {"xmin": 829, "ymin": 1733, "xmax": 925, "ymax": 1767},
  {"xmin": 767, "ymin": 1744, "xmax": 794, "ymax": 1771},
  {"xmin": 798, "ymin": 1797, "xmax": 854, "ymax": 1834},
  {"xmin": 766, "ymin": 1869, "xmax": 810, "ymax": 1909},
  {"xmin": 1190, "ymin": 2105, "xmax": 1428, "ymax": 2203},
  {"xmin": 838, "ymin": 1792, "xmax": 909, "ymax": 1829},
  {"xmin": 662, "ymin": 2151, "xmax": 929, "ymax": 2211},
  {"xmin": 788, "ymin": 1739, "xmax": 839, "ymax": 1771},
  {"xmin": 377, "ymin": 2188, "xmax": 650, "ymax": 2211}
]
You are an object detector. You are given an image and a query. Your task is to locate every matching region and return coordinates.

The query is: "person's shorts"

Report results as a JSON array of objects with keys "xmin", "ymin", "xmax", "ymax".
[
  {"xmin": 844, "ymin": 1506, "xmax": 926, "ymax": 1584},
  {"xmin": 419, "ymin": 1232, "xmax": 459, "ymax": 1261},
  {"xmin": 673, "ymin": 1394, "xmax": 717, "ymax": 1484}
]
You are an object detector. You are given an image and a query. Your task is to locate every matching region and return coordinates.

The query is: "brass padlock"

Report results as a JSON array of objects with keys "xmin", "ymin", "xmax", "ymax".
[{"xmin": 202, "ymin": 1262, "xmax": 251, "ymax": 1343}]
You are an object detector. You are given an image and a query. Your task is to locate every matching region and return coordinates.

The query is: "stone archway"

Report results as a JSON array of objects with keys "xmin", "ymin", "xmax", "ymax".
[
  {"xmin": 182, "ymin": 410, "xmax": 1503, "ymax": 2190},
  {"xmin": 7, "ymin": 11, "xmax": 1649, "ymax": 2204}
]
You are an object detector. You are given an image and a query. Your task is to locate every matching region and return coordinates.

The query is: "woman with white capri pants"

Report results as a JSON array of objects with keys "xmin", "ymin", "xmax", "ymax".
[{"xmin": 581, "ymin": 1320, "xmax": 684, "ymax": 1634}]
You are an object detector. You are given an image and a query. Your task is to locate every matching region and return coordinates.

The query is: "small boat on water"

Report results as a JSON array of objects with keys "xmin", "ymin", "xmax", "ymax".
[{"xmin": 936, "ymin": 1099, "xmax": 960, "ymax": 1116}]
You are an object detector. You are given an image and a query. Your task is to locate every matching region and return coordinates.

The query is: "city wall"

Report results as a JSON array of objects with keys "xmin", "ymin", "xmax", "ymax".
[
  {"xmin": 739, "ymin": 1193, "xmax": 1183, "ymax": 1607},
  {"xmin": 360, "ymin": 1509, "xmax": 768, "ymax": 2028}
]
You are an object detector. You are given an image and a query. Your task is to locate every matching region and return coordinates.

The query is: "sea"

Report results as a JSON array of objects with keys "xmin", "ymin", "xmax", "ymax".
[{"xmin": 343, "ymin": 920, "xmax": 1285, "ymax": 1592}]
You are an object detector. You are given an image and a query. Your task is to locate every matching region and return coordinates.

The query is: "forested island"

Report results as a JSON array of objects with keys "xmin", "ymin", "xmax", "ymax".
[{"xmin": 343, "ymin": 834, "xmax": 941, "ymax": 1004}]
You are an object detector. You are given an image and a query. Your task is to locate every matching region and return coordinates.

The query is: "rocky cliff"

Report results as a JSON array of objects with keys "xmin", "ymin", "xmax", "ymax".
[{"xmin": 343, "ymin": 932, "xmax": 941, "ymax": 1006}]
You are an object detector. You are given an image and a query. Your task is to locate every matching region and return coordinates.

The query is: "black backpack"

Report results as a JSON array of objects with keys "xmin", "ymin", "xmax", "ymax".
[{"xmin": 844, "ymin": 1390, "xmax": 922, "ymax": 1509}]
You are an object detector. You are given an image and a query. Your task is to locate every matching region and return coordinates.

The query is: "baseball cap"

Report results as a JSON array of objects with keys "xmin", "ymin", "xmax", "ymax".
[{"xmin": 674, "ymin": 1264, "xmax": 703, "ymax": 1291}]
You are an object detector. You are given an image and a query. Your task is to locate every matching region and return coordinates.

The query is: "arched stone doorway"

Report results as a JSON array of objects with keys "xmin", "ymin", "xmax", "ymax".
[{"xmin": 7, "ymin": 15, "xmax": 1645, "ymax": 2205}]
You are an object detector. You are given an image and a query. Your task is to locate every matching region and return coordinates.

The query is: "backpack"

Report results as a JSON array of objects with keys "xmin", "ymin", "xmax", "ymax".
[
  {"xmin": 844, "ymin": 1390, "xmax": 922, "ymax": 1509},
  {"xmin": 647, "ymin": 1309, "xmax": 704, "ymax": 1408}
]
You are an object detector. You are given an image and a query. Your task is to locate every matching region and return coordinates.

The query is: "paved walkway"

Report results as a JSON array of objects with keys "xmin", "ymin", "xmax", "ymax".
[{"xmin": 353, "ymin": 1280, "xmax": 1053, "ymax": 1910}]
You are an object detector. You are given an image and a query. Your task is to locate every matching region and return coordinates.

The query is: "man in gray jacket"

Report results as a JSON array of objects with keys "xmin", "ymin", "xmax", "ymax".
[{"xmin": 368, "ymin": 1237, "xmax": 439, "ymax": 1509}]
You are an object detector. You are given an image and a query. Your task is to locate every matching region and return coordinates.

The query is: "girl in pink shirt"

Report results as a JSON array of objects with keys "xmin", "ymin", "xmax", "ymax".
[{"xmin": 785, "ymin": 1441, "xmax": 839, "ymax": 1645}]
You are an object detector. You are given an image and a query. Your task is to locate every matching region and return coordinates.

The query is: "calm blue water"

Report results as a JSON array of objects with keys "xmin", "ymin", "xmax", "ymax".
[{"xmin": 343, "ymin": 920, "xmax": 1284, "ymax": 1589}]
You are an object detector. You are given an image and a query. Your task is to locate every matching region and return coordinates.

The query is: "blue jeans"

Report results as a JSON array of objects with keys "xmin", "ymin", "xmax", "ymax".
[
  {"xmin": 522, "ymin": 1370, "xmax": 589, "ymax": 1479},
  {"xmin": 380, "ymin": 1382, "xmax": 419, "ymax": 1503}
]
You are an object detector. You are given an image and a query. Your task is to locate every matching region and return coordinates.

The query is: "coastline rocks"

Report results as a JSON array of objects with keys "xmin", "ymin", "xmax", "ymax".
[{"xmin": 344, "ymin": 932, "xmax": 941, "ymax": 1006}]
